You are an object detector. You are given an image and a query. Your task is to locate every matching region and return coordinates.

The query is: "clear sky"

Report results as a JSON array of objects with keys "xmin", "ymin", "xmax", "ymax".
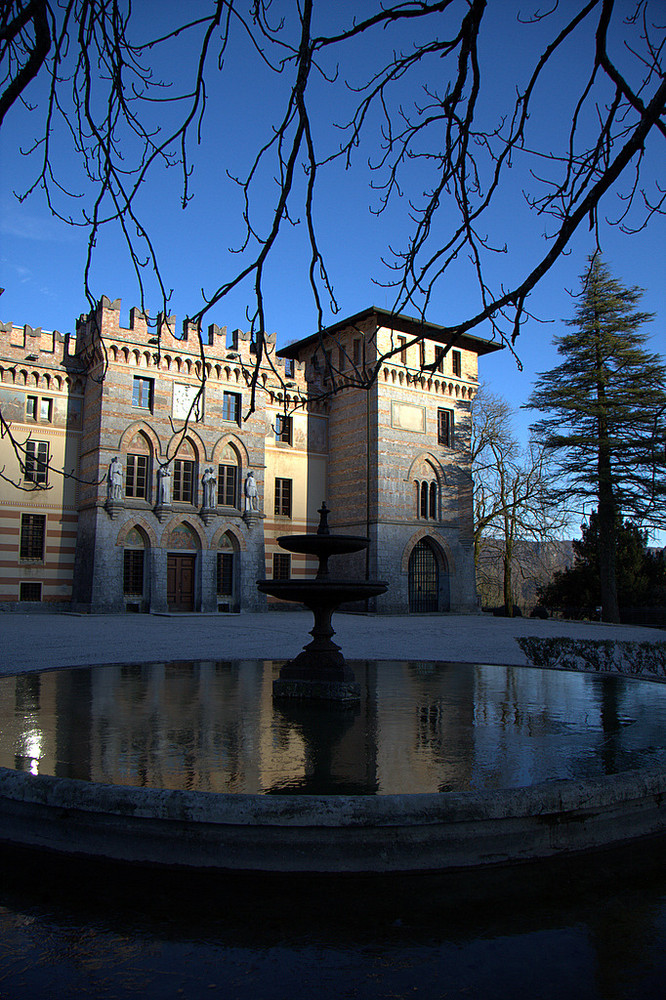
[{"xmin": 1, "ymin": 2, "xmax": 664, "ymax": 537}]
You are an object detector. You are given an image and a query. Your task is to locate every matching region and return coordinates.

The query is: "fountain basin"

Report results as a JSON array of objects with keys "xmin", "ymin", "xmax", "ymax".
[
  {"xmin": 2, "ymin": 659, "xmax": 666, "ymax": 872},
  {"xmin": 2, "ymin": 764, "xmax": 666, "ymax": 873}
]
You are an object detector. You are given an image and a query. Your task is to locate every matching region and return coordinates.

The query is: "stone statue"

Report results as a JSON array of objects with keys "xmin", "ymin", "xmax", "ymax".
[
  {"xmin": 202, "ymin": 466, "xmax": 217, "ymax": 508},
  {"xmin": 244, "ymin": 470, "xmax": 258, "ymax": 512},
  {"xmin": 157, "ymin": 466, "xmax": 172, "ymax": 505},
  {"xmin": 108, "ymin": 456, "xmax": 123, "ymax": 501}
]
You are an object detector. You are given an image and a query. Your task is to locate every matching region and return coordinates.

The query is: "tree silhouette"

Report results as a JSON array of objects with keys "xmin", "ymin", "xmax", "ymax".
[{"xmin": 527, "ymin": 253, "xmax": 666, "ymax": 622}]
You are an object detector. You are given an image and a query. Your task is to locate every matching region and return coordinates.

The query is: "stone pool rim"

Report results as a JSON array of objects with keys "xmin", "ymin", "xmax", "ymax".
[{"xmin": 2, "ymin": 760, "xmax": 666, "ymax": 874}]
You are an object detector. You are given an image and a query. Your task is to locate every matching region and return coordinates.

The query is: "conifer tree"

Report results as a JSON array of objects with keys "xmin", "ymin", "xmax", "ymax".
[{"xmin": 526, "ymin": 254, "xmax": 666, "ymax": 623}]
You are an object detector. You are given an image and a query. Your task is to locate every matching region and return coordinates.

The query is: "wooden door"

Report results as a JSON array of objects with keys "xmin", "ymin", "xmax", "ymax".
[{"xmin": 167, "ymin": 554, "xmax": 196, "ymax": 611}]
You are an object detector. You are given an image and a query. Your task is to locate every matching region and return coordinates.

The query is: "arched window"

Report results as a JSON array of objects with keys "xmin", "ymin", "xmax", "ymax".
[
  {"xmin": 173, "ymin": 438, "xmax": 197, "ymax": 504},
  {"xmin": 415, "ymin": 479, "xmax": 439, "ymax": 520},
  {"xmin": 217, "ymin": 532, "xmax": 237, "ymax": 605},
  {"xmin": 125, "ymin": 432, "xmax": 152, "ymax": 500},
  {"xmin": 218, "ymin": 443, "xmax": 241, "ymax": 508},
  {"xmin": 429, "ymin": 481, "xmax": 437, "ymax": 519},
  {"xmin": 123, "ymin": 526, "xmax": 147, "ymax": 601}
]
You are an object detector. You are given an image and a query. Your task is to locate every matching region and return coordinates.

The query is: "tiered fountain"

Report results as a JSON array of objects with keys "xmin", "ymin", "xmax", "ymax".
[{"xmin": 257, "ymin": 502, "xmax": 387, "ymax": 701}]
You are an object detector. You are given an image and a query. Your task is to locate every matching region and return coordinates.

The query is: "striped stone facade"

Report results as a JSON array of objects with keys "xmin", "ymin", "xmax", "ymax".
[{"xmin": 0, "ymin": 300, "xmax": 499, "ymax": 613}]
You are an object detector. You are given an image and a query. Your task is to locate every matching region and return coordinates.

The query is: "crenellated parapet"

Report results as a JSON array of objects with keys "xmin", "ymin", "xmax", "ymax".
[{"xmin": 74, "ymin": 295, "xmax": 306, "ymax": 392}]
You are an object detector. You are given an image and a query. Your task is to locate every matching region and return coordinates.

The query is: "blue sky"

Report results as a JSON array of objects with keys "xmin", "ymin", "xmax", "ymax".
[{"xmin": 1, "ymin": 1, "xmax": 664, "ymax": 528}]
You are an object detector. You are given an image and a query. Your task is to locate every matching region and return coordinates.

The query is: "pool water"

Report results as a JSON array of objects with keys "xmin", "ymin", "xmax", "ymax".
[{"xmin": 1, "ymin": 660, "xmax": 665, "ymax": 795}]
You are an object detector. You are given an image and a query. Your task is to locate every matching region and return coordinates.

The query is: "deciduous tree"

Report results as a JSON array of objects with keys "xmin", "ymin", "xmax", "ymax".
[{"xmin": 472, "ymin": 387, "xmax": 569, "ymax": 615}]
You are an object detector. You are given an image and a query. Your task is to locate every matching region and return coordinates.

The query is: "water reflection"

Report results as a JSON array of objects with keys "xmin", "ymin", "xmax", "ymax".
[{"xmin": 1, "ymin": 661, "xmax": 666, "ymax": 795}]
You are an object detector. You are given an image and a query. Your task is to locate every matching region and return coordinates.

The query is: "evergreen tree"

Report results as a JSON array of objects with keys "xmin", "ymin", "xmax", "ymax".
[
  {"xmin": 539, "ymin": 514, "xmax": 666, "ymax": 617},
  {"xmin": 526, "ymin": 254, "xmax": 666, "ymax": 622}
]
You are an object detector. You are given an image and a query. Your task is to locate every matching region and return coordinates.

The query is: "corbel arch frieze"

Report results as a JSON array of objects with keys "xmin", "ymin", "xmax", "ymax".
[
  {"xmin": 117, "ymin": 420, "xmax": 162, "ymax": 455},
  {"xmin": 401, "ymin": 529, "xmax": 456, "ymax": 575}
]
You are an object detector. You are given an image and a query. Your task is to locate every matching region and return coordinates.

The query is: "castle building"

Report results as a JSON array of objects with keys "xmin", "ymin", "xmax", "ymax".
[{"xmin": 0, "ymin": 299, "xmax": 500, "ymax": 614}]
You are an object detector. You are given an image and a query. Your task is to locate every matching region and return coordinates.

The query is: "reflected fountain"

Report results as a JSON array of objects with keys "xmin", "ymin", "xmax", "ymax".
[{"xmin": 257, "ymin": 502, "xmax": 387, "ymax": 701}]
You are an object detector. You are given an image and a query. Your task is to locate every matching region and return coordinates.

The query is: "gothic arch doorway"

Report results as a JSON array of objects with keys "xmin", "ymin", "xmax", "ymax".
[{"xmin": 408, "ymin": 539, "xmax": 449, "ymax": 612}]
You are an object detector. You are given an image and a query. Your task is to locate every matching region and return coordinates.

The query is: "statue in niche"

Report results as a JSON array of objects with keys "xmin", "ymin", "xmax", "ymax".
[
  {"xmin": 108, "ymin": 456, "xmax": 123, "ymax": 500},
  {"xmin": 157, "ymin": 465, "xmax": 172, "ymax": 505},
  {"xmin": 244, "ymin": 470, "xmax": 258, "ymax": 512},
  {"xmin": 202, "ymin": 466, "xmax": 217, "ymax": 508}
]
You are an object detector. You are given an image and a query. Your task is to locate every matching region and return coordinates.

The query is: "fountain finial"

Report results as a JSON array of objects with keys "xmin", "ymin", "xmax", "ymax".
[{"xmin": 317, "ymin": 501, "xmax": 331, "ymax": 536}]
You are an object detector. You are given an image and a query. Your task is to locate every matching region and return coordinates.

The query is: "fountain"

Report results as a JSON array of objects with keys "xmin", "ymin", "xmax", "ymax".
[{"xmin": 257, "ymin": 502, "xmax": 388, "ymax": 701}]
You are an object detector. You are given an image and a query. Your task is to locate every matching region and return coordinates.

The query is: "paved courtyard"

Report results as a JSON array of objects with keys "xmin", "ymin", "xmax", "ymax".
[{"xmin": 1, "ymin": 610, "xmax": 663, "ymax": 674}]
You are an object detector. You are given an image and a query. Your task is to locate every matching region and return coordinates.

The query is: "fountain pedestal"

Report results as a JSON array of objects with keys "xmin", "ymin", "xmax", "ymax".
[{"xmin": 257, "ymin": 503, "xmax": 387, "ymax": 701}]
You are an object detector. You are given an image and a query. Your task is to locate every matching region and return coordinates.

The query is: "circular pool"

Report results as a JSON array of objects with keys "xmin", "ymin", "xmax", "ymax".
[{"xmin": 1, "ymin": 660, "xmax": 666, "ymax": 872}]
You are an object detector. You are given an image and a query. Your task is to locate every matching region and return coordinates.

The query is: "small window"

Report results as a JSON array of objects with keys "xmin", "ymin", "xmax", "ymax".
[
  {"xmin": 275, "ymin": 414, "xmax": 292, "ymax": 445},
  {"xmin": 19, "ymin": 582, "xmax": 42, "ymax": 602},
  {"xmin": 123, "ymin": 549, "xmax": 144, "ymax": 595},
  {"xmin": 24, "ymin": 440, "xmax": 49, "ymax": 485},
  {"xmin": 26, "ymin": 396, "xmax": 37, "ymax": 420},
  {"xmin": 438, "ymin": 408, "xmax": 454, "ymax": 448},
  {"xmin": 217, "ymin": 552, "xmax": 234, "ymax": 595},
  {"xmin": 452, "ymin": 350, "xmax": 462, "ymax": 377},
  {"xmin": 338, "ymin": 347, "xmax": 346, "ymax": 372},
  {"xmin": 218, "ymin": 464, "xmax": 238, "ymax": 507},
  {"xmin": 126, "ymin": 454, "xmax": 149, "ymax": 499},
  {"xmin": 274, "ymin": 477, "xmax": 292, "ymax": 517},
  {"xmin": 353, "ymin": 339, "xmax": 361, "ymax": 366},
  {"xmin": 435, "ymin": 347, "xmax": 445, "ymax": 373},
  {"xmin": 132, "ymin": 376, "xmax": 153, "ymax": 410},
  {"xmin": 429, "ymin": 481, "xmax": 437, "ymax": 519},
  {"xmin": 173, "ymin": 459, "xmax": 195, "ymax": 503},
  {"xmin": 20, "ymin": 513, "xmax": 46, "ymax": 559},
  {"xmin": 39, "ymin": 398, "xmax": 52, "ymax": 422},
  {"xmin": 420, "ymin": 481, "xmax": 428, "ymax": 519},
  {"xmin": 419, "ymin": 341, "xmax": 426, "ymax": 368},
  {"xmin": 416, "ymin": 482, "xmax": 438, "ymax": 520},
  {"xmin": 398, "ymin": 336, "xmax": 407, "ymax": 365},
  {"xmin": 284, "ymin": 358, "xmax": 295, "ymax": 378},
  {"xmin": 273, "ymin": 553, "xmax": 291, "ymax": 580},
  {"xmin": 222, "ymin": 391, "xmax": 241, "ymax": 424}
]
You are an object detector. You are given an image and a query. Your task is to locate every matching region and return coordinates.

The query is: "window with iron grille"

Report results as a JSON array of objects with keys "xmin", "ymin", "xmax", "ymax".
[
  {"xmin": 217, "ymin": 464, "xmax": 238, "ymax": 507},
  {"xmin": 125, "ymin": 454, "xmax": 149, "ymax": 499},
  {"xmin": 173, "ymin": 459, "xmax": 195, "ymax": 503},
  {"xmin": 20, "ymin": 513, "xmax": 46, "ymax": 559},
  {"xmin": 273, "ymin": 553, "xmax": 291, "ymax": 579},
  {"xmin": 19, "ymin": 582, "xmax": 42, "ymax": 602},
  {"xmin": 275, "ymin": 414, "xmax": 292, "ymax": 445},
  {"xmin": 123, "ymin": 549, "xmax": 144, "ymax": 595},
  {"xmin": 437, "ymin": 408, "xmax": 454, "ymax": 448},
  {"xmin": 452, "ymin": 350, "xmax": 462, "ymax": 377},
  {"xmin": 24, "ymin": 440, "xmax": 48, "ymax": 485},
  {"xmin": 132, "ymin": 376, "xmax": 153, "ymax": 410},
  {"xmin": 222, "ymin": 391, "xmax": 241, "ymax": 424},
  {"xmin": 217, "ymin": 552, "xmax": 234, "ymax": 595},
  {"xmin": 274, "ymin": 477, "xmax": 292, "ymax": 517}
]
